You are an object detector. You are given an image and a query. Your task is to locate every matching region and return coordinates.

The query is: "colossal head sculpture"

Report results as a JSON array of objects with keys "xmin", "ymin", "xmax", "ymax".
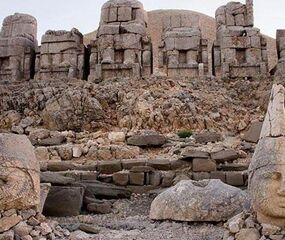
[
  {"xmin": 0, "ymin": 133, "xmax": 40, "ymax": 210},
  {"xmin": 249, "ymin": 84, "xmax": 285, "ymax": 227},
  {"xmin": 0, "ymin": 13, "xmax": 37, "ymax": 82}
]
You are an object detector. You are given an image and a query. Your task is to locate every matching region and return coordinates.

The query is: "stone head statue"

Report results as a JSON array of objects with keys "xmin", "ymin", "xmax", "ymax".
[
  {"xmin": 249, "ymin": 84, "xmax": 285, "ymax": 227},
  {"xmin": 0, "ymin": 134, "xmax": 40, "ymax": 211}
]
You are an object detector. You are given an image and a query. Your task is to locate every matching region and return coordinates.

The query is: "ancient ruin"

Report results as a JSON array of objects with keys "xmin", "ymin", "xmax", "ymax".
[
  {"xmin": 249, "ymin": 84, "xmax": 285, "ymax": 227},
  {"xmin": 1, "ymin": 0, "xmax": 285, "ymax": 239},
  {"xmin": 213, "ymin": 0, "xmax": 268, "ymax": 78},
  {"xmin": 158, "ymin": 17, "xmax": 208, "ymax": 77},
  {"xmin": 88, "ymin": 0, "xmax": 152, "ymax": 82},
  {"xmin": 0, "ymin": 13, "xmax": 37, "ymax": 82},
  {"xmin": 35, "ymin": 28, "xmax": 86, "ymax": 80}
]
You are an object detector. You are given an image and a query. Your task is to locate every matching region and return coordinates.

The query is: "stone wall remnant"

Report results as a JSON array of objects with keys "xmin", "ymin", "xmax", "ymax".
[
  {"xmin": 249, "ymin": 84, "xmax": 285, "ymax": 227},
  {"xmin": 0, "ymin": 133, "xmax": 40, "ymax": 211},
  {"xmin": 88, "ymin": 0, "xmax": 152, "ymax": 82},
  {"xmin": 213, "ymin": 0, "xmax": 268, "ymax": 78},
  {"xmin": 0, "ymin": 13, "xmax": 37, "ymax": 82},
  {"xmin": 158, "ymin": 15, "xmax": 209, "ymax": 77},
  {"xmin": 35, "ymin": 28, "xmax": 86, "ymax": 80}
]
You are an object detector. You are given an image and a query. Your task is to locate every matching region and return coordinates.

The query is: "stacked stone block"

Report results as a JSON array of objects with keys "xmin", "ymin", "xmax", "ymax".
[
  {"xmin": 0, "ymin": 13, "xmax": 37, "ymax": 82},
  {"xmin": 213, "ymin": 0, "xmax": 268, "ymax": 78},
  {"xmin": 158, "ymin": 15, "xmax": 208, "ymax": 77},
  {"xmin": 35, "ymin": 28, "xmax": 85, "ymax": 80},
  {"xmin": 88, "ymin": 0, "xmax": 152, "ymax": 82}
]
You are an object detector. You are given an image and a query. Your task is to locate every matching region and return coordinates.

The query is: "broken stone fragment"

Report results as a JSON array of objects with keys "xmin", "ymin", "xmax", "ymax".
[{"xmin": 150, "ymin": 179, "xmax": 249, "ymax": 222}]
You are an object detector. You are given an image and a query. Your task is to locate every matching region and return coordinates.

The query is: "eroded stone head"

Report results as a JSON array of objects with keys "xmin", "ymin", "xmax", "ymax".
[
  {"xmin": 249, "ymin": 84, "xmax": 285, "ymax": 227},
  {"xmin": 0, "ymin": 133, "xmax": 40, "ymax": 211}
]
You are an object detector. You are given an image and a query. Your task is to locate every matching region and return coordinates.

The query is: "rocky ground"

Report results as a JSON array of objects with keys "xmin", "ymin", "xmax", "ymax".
[{"xmin": 52, "ymin": 194, "xmax": 225, "ymax": 240}]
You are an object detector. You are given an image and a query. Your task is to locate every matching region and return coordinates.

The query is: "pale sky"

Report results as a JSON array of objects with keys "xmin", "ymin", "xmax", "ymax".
[{"xmin": 0, "ymin": 0, "xmax": 283, "ymax": 41}]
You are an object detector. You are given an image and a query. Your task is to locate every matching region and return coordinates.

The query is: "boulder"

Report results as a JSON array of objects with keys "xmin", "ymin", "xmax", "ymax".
[
  {"xmin": 150, "ymin": 179, "xmax": 250, "ymax": 222},
  {"xmin": 43, "ymin": 186, "xmax": 84, "ymax": 217},
  {"xmin": 0, "ymin": 133, "xmax": 40, "ymax": 211},
  {"xmin": 127, "ymin": 131, "xmax": 166, "ymax": 147}
]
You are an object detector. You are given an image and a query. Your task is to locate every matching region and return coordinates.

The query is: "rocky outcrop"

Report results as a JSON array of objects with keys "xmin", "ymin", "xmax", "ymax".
[{"xmin": 149, "ymin": 179, "xmax": 249, "ymax": 222}]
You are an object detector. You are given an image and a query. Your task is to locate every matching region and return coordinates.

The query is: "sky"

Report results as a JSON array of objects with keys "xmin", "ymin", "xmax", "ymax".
[{"xmin": 0, "ymin": 0, "xmax": 283, "ymax": 41}]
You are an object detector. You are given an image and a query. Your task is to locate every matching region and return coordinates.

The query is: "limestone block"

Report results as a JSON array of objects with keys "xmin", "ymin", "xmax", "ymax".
[
  {"xmin": 114, "ymin": 34, "xmax": 141, "ymax": 50},
  {"xmin": 121, "ymin": 23, "xmax": 146, "ymax": 35},
  {"xmin": 98, "ymin": 24, "xmax": 120, "ymax": 35},
  {"xmin": 192, "ymin": 158, "xmax": 217, "ymax": 172},
  {"xmin": 235, "ymin": 14, "xmax": 245, "ymax": 26},
  {"xmin": 187, "ymin": 50, "xmax": 198, "ymax": 64},
  {"xmin": 102, "ymin": 48, "xmax": 115, "ymax": 64},
  {"xmin": 118, "ymin": 7, "xmax": 132, "ymax": 21},
  {"xmin": 246, "ymin": 48, "xmax": 261, "ymax": 65},
  {"xmin": 108, "ymin": 7, "xmax": 118, "ymax": 22},
  {"xmin": 226, "ymin": 12, "xmax": 235, "ymax": 26},
  {"xmin": 124, "ymin": 49, "xmax": 136, "ymax": 64},
  {"xmin": 251, "ymin": 36, "xmax": 261, "ymax": 48},
  {"xmin": 0, "ymin": 134, "xmax": 40, "ymax": 211},
  {"xmin": 175, "ymin": 36, "xmax": 200, "ymax": 51}
]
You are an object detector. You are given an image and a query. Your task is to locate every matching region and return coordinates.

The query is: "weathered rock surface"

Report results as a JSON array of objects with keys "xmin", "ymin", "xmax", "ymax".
[
  {"xmin": 150, "ymin": 179, "xmax": 249, "ymax": 222},
  {"xmin": 0, "ymin": 133, "xmax": 40, "ymax": 211},
  {"xmin": 42, "ymin": 89, "xmax": 104, "ymax": 131}
]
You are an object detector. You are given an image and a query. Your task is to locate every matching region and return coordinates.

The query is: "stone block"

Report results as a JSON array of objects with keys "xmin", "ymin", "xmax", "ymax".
[
  {"xmin": 98, "ymin": 160, "xmax": 122, "ymax": 174},
  {"xmin": 147, "ymin": 159, "xmax": 171, "ymax": 170},
  {"xmin": 161, "ymin": 171, "xmax": 175, "ymax": 187},
  {"xmin": 210, "ymin": 171, "xmax": 226, "ymax": 182},
  {"xmin": 192, "ymin": 172, "xmax": 210, "ymax": 181},
  {"xmin": 235, "ymin": 14, "xmax": 245, "ymax": 26},
  {"xmin": 108, "ymin": 7, "xmax": 118, "ymax": 22},
  {"xmin": 122, "ymin": 159, "xmax": 146, "ymax": 169},
  {"xmin": 211, "ymin": 149, "xmax": 239, "ymax": 163},
  {"xmin": 192, "ymin": 158, "xmax": 217, "ymax": 172},
  {"xmin": 246, "ymin": 48, "xmax": 261, "ymax": 64},
  {"xmin": 149, "ymin": 172, "xmax": 162, "ymax": 187},
  {"xmin": 113, "ymin": 171, "xmax": 129, "ymax": 186},
  {"xmin": 118, "ymin": 7, "xmax": 132, "ymax": 21},
  {"xmin": 43, "ymin": 186, "xmax": 84, "ymax": 217},
  {"xmin": 129, "ymin": 172, "xmax": 145, "ymax": 186},
  {"xmin": 226, "ymin": 172, "xmax": 244, "ymax": 186},
  {"xmin": 130, "ymin": 166, "xmax": 155, "ymax": 173}
]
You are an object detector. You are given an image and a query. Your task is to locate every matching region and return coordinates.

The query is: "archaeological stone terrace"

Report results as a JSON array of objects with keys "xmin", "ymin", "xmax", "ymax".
[
  {"xmin": 2, "ymin": 0, "xmax": 285, "ymax": 239},
  {"xmin": 0, "ymin": 0, "xmax": 284, "ymax": 82}
]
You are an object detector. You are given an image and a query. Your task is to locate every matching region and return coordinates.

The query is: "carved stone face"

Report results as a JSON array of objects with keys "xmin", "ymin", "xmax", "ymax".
[
  {"xmin": 0, "ymin": 134, "xmax": 40, "ymax": 211},
  {"xmin": 250, "ymin": 165, "xmax": 285, "ymax": 224}
]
